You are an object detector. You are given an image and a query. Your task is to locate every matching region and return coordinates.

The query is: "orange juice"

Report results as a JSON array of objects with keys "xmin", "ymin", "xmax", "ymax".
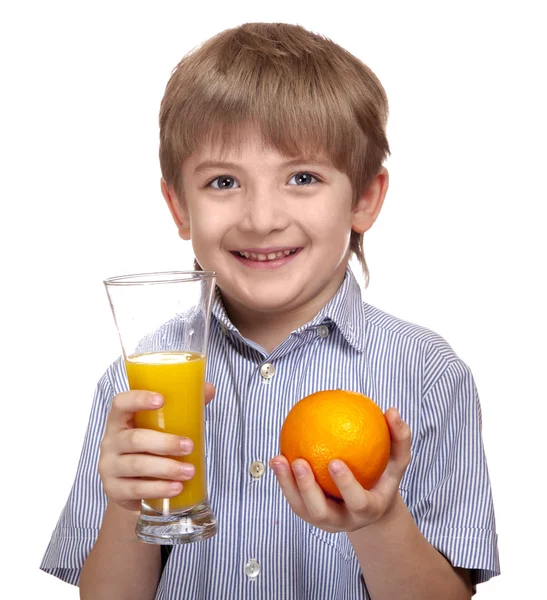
[{"xmin": 125, "ymin": 351, "xmax": 207, "ymax": 513}]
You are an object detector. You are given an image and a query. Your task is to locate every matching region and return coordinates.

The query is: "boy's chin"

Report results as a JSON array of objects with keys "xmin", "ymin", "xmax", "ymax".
[{"xmin": 223, "ymin": 284, "xmax": 305, "ymax": 314}]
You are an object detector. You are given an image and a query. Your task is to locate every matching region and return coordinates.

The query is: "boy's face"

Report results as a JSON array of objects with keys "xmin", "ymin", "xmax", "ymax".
[{"xmin": 163, "ymin": 130, "xmax": 386, "ymax": 323}]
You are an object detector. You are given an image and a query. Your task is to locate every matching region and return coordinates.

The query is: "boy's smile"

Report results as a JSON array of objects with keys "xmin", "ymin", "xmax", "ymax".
[
  {"xmin": 162, "ymin": 129, "xmax": 387, "ymax": 348},
  {"xmin": 231, "ymin": 246, "xmax": 302, "ymax": 269}
]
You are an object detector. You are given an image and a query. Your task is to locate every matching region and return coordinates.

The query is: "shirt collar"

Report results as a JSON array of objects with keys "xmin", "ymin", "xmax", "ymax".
[
  {"xmin": 211, "ymin": 265, "xmax": 366, "ymax": 352},
  {"xmin": 211, "ymin": 287, "xmax": 237, "ymax": 334},
  {"xmin": 292, "ymin": 266, "xmax": 366, "ymax": 352}
]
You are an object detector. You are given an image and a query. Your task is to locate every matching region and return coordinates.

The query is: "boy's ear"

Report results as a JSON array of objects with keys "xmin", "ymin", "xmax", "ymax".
[
  {"xmin": 351, "ymin": 167, "xmax": 389, "ymax": 234},
  {"xmin": 161, "ymin": 179, "xmax": 191, "ymax": 241}
]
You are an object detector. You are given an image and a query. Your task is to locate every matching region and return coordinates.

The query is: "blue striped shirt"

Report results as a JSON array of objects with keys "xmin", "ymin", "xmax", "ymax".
[{"xmin": 41, "ymin": 268, "xmax": 500, "ymax": 598}]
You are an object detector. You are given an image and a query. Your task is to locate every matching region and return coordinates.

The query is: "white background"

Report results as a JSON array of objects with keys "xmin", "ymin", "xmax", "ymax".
[{"xmin": 1, "ymin": 0, "xmax": 545, "ymax": 598}]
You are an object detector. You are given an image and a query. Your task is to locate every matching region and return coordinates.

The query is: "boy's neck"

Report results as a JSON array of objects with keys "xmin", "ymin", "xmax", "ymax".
[
  {"xmin": 219, "ymin": 272, "xmax": 347, "ymax": 354},
  {"xmin": 228, "ymin": 311, "xmax": 304, "ymax": 354}
]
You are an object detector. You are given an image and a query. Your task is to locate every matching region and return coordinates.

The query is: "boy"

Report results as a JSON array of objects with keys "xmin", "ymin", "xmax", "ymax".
[{"xmin": 41, "ymin": 22, "xmax": 500, "ymax": 598}]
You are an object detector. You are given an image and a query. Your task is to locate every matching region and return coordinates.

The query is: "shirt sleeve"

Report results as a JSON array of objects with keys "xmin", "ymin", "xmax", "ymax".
[
  {"xmin": 39, "ymin": 359, "xmax": 126, "ymax": 585},
  {"xmin": 405, "ymin": 358, "xmax": 500, "ymax": 589}
]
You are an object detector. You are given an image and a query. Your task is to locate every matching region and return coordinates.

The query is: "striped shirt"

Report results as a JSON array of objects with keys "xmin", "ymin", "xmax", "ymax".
[{"xmin": 41, "ymin": 267, "xmax": 500, "ymax": 598}]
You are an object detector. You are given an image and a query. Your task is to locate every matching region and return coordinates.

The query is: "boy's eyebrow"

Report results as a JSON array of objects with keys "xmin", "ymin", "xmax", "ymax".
[
  {"xmin": 193, "ymin": 161, "xmax": 240, "ymax": 175},
  {"xmin": 193, "ymin": 157, "xmax": 334, "ymax": 175},
  {"xmin": 281, "ymin": 157, "xmax": 334, "ymax": 170}
]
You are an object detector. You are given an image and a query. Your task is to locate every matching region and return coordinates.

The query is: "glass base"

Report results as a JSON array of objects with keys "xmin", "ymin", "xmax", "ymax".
[{"xmin": 136, "ymin": 499, "xmax": 217, "ymax": 545}]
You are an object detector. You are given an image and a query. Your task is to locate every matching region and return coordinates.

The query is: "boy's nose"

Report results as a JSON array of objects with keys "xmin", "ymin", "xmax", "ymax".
[{"xmin": 239, "ymin": 189, "xmax": 290, "ymax": 235}]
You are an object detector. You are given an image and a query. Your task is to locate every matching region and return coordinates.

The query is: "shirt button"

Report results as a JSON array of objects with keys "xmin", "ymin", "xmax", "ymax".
[
  {"xmin": 249, "ymin": 460, "xmax": 266, "ymax": 479},
  {"xmin": 317, "ymin": 325, "xmax": 329, "ymax": 338},
  {"xmin": 244, "ymin": 558, "xmax": 260, "ymax": 580},
  {"xmin": 260, "ymin": 362, "xmax": 275, "ymax": 380}
]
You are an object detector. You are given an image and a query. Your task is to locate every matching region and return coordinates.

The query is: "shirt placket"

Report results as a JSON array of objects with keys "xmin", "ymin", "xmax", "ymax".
[{"xmin": 241, "ymin": 342, "xmax": 300, "ymax": 596}]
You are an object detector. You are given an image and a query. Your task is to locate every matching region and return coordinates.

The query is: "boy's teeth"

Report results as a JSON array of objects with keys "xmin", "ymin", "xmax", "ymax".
[{"xmin": 238, "ymin": 249, "xmax": 297, "ymax": 261}]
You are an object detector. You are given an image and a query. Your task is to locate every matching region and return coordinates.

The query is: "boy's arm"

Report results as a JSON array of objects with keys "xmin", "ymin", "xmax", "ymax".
[
  {"xmin": 272, "ymin": 362, "xmax": 498, "ymax": 597},
  {"xmin": 79, "ymin": 501, "xmax": 161, "ymax": 600},
  {"xmin": 347, "ymin": 493, "xmax": 473, "ymax": 599},
  {"xmin": 272, "ymin": 412, "xmax": 472, "ymax": 600},
  {"xmin": 80, "ymin": 386, "xmax": 207, "ymax": 599}
]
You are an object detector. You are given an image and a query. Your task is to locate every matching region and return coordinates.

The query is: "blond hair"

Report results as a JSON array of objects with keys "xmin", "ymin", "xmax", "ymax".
[{"xmin": 159, "ymin": 22, "xmax": 390, "ymax": 282}]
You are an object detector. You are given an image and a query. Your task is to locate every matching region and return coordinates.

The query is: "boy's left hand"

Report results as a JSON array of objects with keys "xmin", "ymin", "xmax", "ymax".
[{"xmin": 269, "ymin": 408, "xmax": 411, "ymax": 533}]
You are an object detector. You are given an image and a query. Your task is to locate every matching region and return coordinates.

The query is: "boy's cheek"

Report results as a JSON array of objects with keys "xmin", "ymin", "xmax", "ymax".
[{"xmin": 190, "ymin": 226, "xmax": 229, "ymax": 266}]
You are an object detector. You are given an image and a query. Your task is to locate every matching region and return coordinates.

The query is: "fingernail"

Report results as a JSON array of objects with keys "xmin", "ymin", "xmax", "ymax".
[
  {"xmin": 269, "ymin": 460, "xmax": 286, "ymax": 475},
  {"xmin": 329, "ymin": 460, "xmax": 345, "ymax": 476},
  {"xmin": 170, "ymin": 481, "xmax": 182, "ymax": 492},
  {"xmin": 180, "ymin": 438, "xmax": 193, "ymax": 453},
  {"xmin": 150, "ymin": 394, "xmax": 163, "ymax": 407},
  {"xmin": 179, "ymin": 464, "xmax": 195, "ymax": 477},
  {"xmin": 292, "ymin": 463, "xmax": 307, "ymax": 479}
]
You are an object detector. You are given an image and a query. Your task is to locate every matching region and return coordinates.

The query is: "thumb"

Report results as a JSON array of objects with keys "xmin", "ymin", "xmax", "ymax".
[
  {"xmin": 384, "ymin": 408, "xmax": 412, "ymax": 476},
  {"xmin": 205, "ymin": 382, "xmax": 216, "ymax": 406}
]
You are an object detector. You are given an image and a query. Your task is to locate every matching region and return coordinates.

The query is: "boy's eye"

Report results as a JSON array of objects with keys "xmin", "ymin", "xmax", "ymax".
[
  {"xmin": 208, "ymin": 176, "xmax": 240, "ymax": 189},
  {"xmin": 288, "ymin": 172, "xmax": 318, "ymax": 186}
]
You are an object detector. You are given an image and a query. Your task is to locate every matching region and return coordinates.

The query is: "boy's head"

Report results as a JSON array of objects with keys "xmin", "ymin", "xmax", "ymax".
[{"xmin": 159, "ymin": 22, "xmax": 390, "ymax": 283}]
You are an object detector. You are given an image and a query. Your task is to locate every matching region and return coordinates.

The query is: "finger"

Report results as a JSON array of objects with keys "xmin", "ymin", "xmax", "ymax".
[
  {"xmin": 205, "ymin": 383, "xmax": 215, "ymax": 406},
  {"xmin": 114, "ymin": 428, "xmax": 194, "ymax": 457},
  {"xmin": 384, "ymin": 408, "xmax": 412, "ymax": 477},
  {"xmin": 106, "ymin": 478, "xmax": 184, "ymax": 504},
  {"xmin": 369, "ymin": 409, "xmax": 412, "ymax": 501},
  {"xmin": 290, "ymin": 459, "xmax": 332, "ymax": 524},
  {"xmin": 269, "ymin": 455, "xmax": 308, "ymax": 517},
  {"xmin": 107, "ymin": 390, "xmax": 163, "ymax": 433},
  {"xmin": 112, "ymin": 454, "xmax": 195, "ymax": 481},
  {"xmin": 327, "ymin": 460, "xmax": 378, "ymax": 517}
]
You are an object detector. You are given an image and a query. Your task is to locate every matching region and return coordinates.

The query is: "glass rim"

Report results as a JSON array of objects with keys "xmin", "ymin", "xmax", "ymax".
[{"xmin": 103, "ymin": 270, "xmax": 216, "ymax": 286}]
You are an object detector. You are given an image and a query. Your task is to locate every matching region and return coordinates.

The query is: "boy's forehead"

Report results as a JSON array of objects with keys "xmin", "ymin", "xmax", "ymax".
[{"xmin": 185, "ymin": 130, "xmax": 334, "ymax": 169}]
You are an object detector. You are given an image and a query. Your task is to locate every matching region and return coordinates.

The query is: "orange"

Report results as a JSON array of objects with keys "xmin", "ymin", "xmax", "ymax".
[{"xmin": 279, "ymin": 390, "xmax": 391, "ymax": 499}]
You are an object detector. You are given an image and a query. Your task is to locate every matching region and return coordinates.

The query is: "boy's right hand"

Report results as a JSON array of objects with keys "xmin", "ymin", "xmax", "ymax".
[{"xmin": 98, "ymin": 384, "xmax": 215, "ymax": 512}]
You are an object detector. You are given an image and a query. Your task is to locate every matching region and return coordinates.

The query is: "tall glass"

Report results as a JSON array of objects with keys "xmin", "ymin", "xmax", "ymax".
[{"xmin": 104, "ymin": 271, "xmax": 217, "ymax": 544}]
